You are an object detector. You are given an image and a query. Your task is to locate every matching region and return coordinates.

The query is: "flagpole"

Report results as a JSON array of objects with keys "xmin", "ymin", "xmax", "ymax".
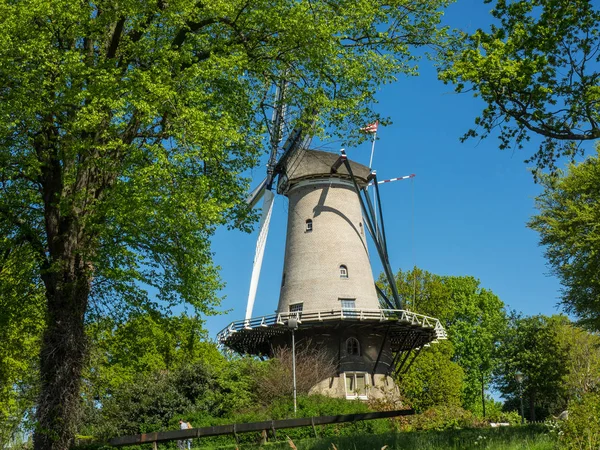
[{"xmin": 368, "ymin": 130, "xmax": 377, "ymax": 169}]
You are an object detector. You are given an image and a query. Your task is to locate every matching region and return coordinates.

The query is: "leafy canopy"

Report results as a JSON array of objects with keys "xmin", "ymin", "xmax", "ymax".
[
  {"xmin": 0, "ymin": 0, "xmax": 453, "ymax": 319},
  {"xmin": 439, "ymin": 0, "xmax": 600, "ymax": 175},
  {"xmin": 399, "ymin": 340, "xmax": 465, "ymax": 412},
  {"xmin": 529, "ymin": 150, "xmax": 600, "ymax": 330},
  {"xmin": 495, "ymin": 313, "xmax": 600, "ymax": 423},
  {"xmin": 385, "ymin": 268, "xmax": 506, "ymax": 414},
  {"xmin": 84, "ymin": 314, "xmax": 217, "ymax": 395},
  {"xmin": 555, "ymin": 320, "xmax": 600, "ymax": 402},
  {"xmin": 494, "ymin": 313, "xmax": 570, "ymax": 421},
  {"xmin": 0, "ymin": 244, "xmax": 44, "ymax": 447}
]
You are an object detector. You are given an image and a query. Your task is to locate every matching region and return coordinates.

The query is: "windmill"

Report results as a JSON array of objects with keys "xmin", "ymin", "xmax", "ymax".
[{"xmin": 219, "ymin": 89, "xmax": 446, "ymax": 401}]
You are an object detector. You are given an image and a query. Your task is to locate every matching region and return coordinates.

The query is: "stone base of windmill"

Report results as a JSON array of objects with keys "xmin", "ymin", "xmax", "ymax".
[{"xmin": 309, "ymin": 373, "xmax": 402, "ymax": 402}]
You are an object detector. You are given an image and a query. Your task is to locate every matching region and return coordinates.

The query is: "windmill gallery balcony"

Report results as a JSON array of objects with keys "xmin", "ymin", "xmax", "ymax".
[{"xmin": 218, "ymin": 308, "xmax": 447, "ymax": 356}]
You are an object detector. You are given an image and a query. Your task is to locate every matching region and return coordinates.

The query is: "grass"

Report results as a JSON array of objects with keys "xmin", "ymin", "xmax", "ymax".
[{"xmin": 198, "ymin": 425, "xmax": 555, "ymax": 450}]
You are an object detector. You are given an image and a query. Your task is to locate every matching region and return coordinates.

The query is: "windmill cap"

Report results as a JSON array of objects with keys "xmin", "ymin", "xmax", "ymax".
[{"xmin": 282, "ymin": 149, "xmax": 371, "ymax": 188}]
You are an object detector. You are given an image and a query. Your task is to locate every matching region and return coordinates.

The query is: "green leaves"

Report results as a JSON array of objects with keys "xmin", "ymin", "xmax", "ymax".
[
  {"xmin": 80, "ymin": 314, "xmax": 260, "ymax": 439},
  {"xmin": 0, "ymin": 0, "xmax": 453, "ymax": 321},
  {"xmin": 529, "ymin": 150, "xmax": 600, "ymax": 330},
  {"xmin": 0, "ymin": 242, "xmax": 44, "ymax": 447},
  {"xmin": 400, "ymin": 341, "xmax": 465, "ymax": 412},
  {"xmin": 384, "ymin": 268, "xmax": 507, "ymax": 414},
  {"xmin": 439, "ymin": 0, "xmax": 600, "ymax": 175},
  {"xmin": 493, "ymin": 314, "xmax": 571, "ymax": 421}
]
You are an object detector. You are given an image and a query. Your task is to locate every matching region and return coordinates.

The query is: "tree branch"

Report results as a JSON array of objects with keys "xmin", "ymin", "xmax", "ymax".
[
  {"xmin": 172, "ymin": 18, "xmax": 217, "ymax": 48},
  {"xmin": 107, "ymin": 17, "xmax": 126, "ymax": 59}
]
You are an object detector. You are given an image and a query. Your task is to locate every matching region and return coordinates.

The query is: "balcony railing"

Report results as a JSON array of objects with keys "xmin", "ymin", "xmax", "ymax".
[{"xmin": 217, "ymin": 308, "xmax": 447, "ymax": 343}]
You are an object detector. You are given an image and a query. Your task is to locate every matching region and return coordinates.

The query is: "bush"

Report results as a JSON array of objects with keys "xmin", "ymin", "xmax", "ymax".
[
  {"xmin": 267, "ymin": 395, "xmax": 371, "ymax": 419},
  {"xmin": 157, "ymin": 395, "xmax": 394, "ymax": 448},
  {"xmin": 486, "ymin": 410, "xmax": 522, "ymax": 426},
  {"xmin": 253, "ymin": 345, "xmax": 337, "ymax": 406},
  {"xmin": 559, "ymin": 392, "xmax": 600, "ymax": 449},
  {"xmin": 397, "ymin": 405, "xmax": 483, "ymax": 432},
  {"xmin": 398, "ymin": 341, "xmax": 465, "ymax": 413},
  {"xmin": 264, "ymin": 395, "xmax": 393, "ymax": 441}
]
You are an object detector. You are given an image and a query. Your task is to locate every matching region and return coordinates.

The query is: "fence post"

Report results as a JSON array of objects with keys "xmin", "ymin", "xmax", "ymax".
[
  {"xmin": 233, "ymin": 424, "xmax": 239, "ymax": 445},
  {"xmin": 271, "ymin": 420, "xmax": 277, "ymax": 440}
]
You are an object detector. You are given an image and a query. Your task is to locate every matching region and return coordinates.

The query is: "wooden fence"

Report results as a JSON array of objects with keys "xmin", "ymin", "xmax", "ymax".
[{"xmin": 109, "ymin": 409, "xmax": 415, "ymax": 448}]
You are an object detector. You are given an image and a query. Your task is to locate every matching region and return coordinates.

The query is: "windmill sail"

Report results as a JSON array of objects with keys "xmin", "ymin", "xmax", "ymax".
[
  {"xmin": 245, "ymin": 189, "xmax": 275, "ymax": 321},
  {"xmin": 246, "ymin": 176, "xmax": 268, "ymax": 209}
]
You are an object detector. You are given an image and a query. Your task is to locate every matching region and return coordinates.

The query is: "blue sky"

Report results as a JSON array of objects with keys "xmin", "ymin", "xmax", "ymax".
[{"xmin": 205, "ymin": 0, "xmax": 593, "ymax": 338}]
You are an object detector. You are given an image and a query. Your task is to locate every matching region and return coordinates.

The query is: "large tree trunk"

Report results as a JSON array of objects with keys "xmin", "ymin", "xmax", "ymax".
[
  {"xmin": 34, "ymin": 162, "xmax": 93, "ymax": 450},
  {"xmin": 34, "ymin": 258, "xmax": 90, "ymax": 450}
]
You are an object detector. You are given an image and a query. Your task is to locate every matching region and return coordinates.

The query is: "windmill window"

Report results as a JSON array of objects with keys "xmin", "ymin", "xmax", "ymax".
[
  {"xmin": 289, "ymin": 303, "xmax": 303, "ymax": 319},
  {"xmin": 281, "ymin": 273, "xmax": 286, "ymax": 287},
  {"xmin": 346, "ymin": 337, "xmax": 360, "ymax": 356},
  {"xmin": 345, "ymin": 372, "xmax": 368, "ymax": 399},
  {"xmin": 340, "ymin": 298, "xmax": 357, "ymax": 318},
  {"xmin": 305, "ymin": 219, "xmax": 313, "ymax": 232},
  {"xmin": 340, "ymin": 265, "xmax": 348, "ymax": 279}
]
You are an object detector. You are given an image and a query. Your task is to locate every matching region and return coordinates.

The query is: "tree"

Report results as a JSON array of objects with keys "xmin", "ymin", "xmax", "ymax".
[
  {"xmin": 529, "ymin": 152, "xmax": 600, "ymax": 330},
  {"xmin": 0, "ymin": 1, "xmax": 451, "ymax": 448},
  {"xmin": 495, "ymin": 314, "xmax": 600, "ymax": 422},
  {"xmin": 399, "ymin": 341, "xmax": 465, "ymax": 412},
  {"xmin": 387, "ymin": 268, "xmax": 506, "ymax": 415},
  {"xmin": 438, "ymin": 0, "xmax": 600, "ymax": 174},
  {"xmin": 494, "ymin": 314, "xmax": 569, "ymax": 421},
  {"xmin": 555, "ymin": 320, "xmax": 600, "ymax": 402},
  {"xmin": 389, "ymin": 267, "xmax": 452, "ymax": 322},
  {"xmin": 442, "ymin": 276, "xmax": 506, "ymax": 415}
]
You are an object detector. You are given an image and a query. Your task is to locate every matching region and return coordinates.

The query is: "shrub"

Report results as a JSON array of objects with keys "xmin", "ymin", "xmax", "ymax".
[
  {"xmin": 253, "ymin": 344, "xmax": 337, "ymax": 406},
  {"xmin": 398, "ymin": 341, "xmax": 465, "ymax": 413},
  {"xmin": 559, "ymin": 392, "xmax": 600, "ymax": 449},
  {"xmin": 398, "ymin": 405, "xmax": 482, "ymax": 432},
  {"xmin": 267, "ymin": 395, "xmax": 390, "ymax": 440},
  {"xmin": 268, "ymin": 394, "xmax": 371, "ymax": 419},
  {"xmin": 486, "ymin": 409, "xmax": 522, "ymax": 426}
]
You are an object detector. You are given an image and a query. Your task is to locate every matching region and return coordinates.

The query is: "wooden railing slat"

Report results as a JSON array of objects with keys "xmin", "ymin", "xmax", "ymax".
[{"xmin": 109, "ymin": 409, "xmax": 415, "ymax": 447}]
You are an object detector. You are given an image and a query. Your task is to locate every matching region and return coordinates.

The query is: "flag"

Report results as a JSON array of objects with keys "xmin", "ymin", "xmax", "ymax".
[{"xmin": 360, "ymin": 120, "xmax": 378, "ymax": 133}]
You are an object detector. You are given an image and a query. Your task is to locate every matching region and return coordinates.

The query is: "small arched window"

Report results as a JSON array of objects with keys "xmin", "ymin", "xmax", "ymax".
[
  {"xmin": 346, "ymin": 337, "xmax": 360, "ymax": 356},
  {"xmin": 305, "ymin": 219, "xmax": 313, "ymax": 232},
  {"xmin": 281, "ymin": 273, "xmax": 286, "ymax": 287},
  {"xmin": 340, "ymin": 265, "xmax": 348, "ymax": 279}
]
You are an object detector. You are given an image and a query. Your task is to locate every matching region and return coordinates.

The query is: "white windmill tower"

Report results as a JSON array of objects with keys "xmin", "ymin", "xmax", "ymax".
[{"xmin": 219, "ymin": 89, "xmax": 446, "ymax": 400}]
